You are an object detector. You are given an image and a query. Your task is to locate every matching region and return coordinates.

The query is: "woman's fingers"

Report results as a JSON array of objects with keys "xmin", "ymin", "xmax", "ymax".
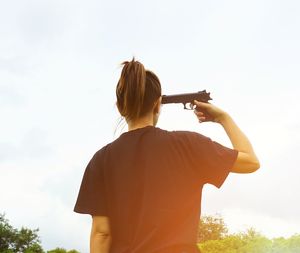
[
  {"xmin": 194, "ymin": 110, "xmax": 204, "ymax": 116},
  {"xmin": 198, "ymin": 116, "xmax": 206, "ymax": 123},
  {"xmin": 193, "ymin": 100, "xmax": 225, "ymax": 123},
  {"xmin": 194, "ymin": 110, "xmax": 206, "ymax": 123}
]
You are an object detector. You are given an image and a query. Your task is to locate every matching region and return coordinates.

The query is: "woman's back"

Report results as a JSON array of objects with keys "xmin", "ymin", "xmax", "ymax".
[{"xmin": 74, "ymin": 125, "xmax": 237, "ymax": 253}]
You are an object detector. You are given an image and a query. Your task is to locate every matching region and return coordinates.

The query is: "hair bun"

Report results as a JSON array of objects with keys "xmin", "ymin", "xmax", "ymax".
[{"xmin": 116, "ymin": 58, "xmax": 161, "ymax": 121}]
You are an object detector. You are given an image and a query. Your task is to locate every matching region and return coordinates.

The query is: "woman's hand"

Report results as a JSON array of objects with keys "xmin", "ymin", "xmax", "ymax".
[{"xmin": 193, "ymin": 100, "xmax": 227, "ymax": 123}]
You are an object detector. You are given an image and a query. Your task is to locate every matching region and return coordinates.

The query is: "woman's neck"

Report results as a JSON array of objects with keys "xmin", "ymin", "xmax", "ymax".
[{"xmin": 127, "ymin": 115, "xmax": 154, "ymax": 131}]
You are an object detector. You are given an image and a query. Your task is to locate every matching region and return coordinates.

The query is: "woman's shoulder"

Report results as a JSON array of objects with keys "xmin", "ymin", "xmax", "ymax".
[
  {"xmin": 148, "ymin": 127, "xmax": 211, "ymax": 149},
  {"xmin": 90, "ymin": 127, "xmax": 211, "ymax": 153},
  {"xmin": 90, "ymin": 143, "xmax": 111, "ymax": 164},
  {"xmin": 158, "ymin": 127, "xmax": 210, "ymax": 140}
]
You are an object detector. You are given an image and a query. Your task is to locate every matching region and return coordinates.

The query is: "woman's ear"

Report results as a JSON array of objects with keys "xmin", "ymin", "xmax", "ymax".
[
  {"xmin": 153, "ymin": 96, "xmax": 162, "ymax": 114},
  {"xmin": 116, "ymin": 101, "xmax": 124, "ymax": 116}
]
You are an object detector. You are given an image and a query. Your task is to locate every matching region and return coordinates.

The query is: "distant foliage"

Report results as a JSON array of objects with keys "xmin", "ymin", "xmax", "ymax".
[
  {"xmin": 47, "ymin": 248, "xmax": 80, "ymax": 253},
  {"xmin": 198, "ymin": 228, "xmax": 272, "ymax": 253},
  {"xmin": 197, "ymin": 216, "xmax": 300, "ymax": 253},
  {"xmin": 271, "ymin": 234, "xmax": 300, "ymax": 253},
  {"xmin": 0, "ymin": 213, "xmax": 43, "ymax": 253},
  {"xmin": 0, "ymin": 213, "xmax": 80, "ymax": 253},
  {"xmin": 197, "ymin": 214, "xmax": 228, "ymax": 242}
]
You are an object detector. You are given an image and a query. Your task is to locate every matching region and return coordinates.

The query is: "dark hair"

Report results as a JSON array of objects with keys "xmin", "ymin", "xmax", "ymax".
[{"xmin": 116, "ymin": 58, "xmax": 162, "ymax": 121}]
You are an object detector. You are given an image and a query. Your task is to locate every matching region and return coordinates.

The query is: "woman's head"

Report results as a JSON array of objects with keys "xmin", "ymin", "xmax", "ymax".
[{"xmin": 116, "ymin": 58, "xmax": 162, "ymax": 124}]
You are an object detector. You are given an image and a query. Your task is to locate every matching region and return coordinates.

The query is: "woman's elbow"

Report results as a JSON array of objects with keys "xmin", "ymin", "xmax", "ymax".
[
  {"xmin": 250, "ymin": 159, "xmax": 260, "ymax": 172},
  {"xmin": 231, "ymin": 157, "xmax": 261, "ymax": 174},
  {"xmin": 244, "ymin": 159, "xmax": 261, "ymax": 173}
]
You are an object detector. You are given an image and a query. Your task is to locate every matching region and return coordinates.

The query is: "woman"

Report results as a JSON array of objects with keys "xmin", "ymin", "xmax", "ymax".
[{"xmin": 74, "ymin": 58, "xmax": 260, "ymax": 253}]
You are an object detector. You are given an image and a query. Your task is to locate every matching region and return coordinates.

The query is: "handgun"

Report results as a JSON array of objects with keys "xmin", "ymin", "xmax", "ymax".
[
  {"xmin": 161, "ymin": 90, "xmax": 212, "ymax": 109},
  {"xmin": 161, "ymin": 90, "xmax": 214, "ymax": 121}
]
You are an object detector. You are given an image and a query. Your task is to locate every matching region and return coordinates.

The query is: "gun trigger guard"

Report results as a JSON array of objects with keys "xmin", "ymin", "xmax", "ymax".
[{"xmin": 183, "ymin": 103, "xmax": 194, "ymax": 110}]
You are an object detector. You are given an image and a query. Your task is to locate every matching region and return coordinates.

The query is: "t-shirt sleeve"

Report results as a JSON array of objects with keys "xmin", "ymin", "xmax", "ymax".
[
  {"xmin": 179, "ymin": 131, "xmax": 238, "ymax": 188},
  {"xmin": 73, "ymin": 151, "xmax": 108, "ymax": 216}
]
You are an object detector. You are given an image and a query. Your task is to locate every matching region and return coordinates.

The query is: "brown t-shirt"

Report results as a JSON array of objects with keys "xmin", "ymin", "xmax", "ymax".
[{"xmin": 74, "ymin": 126, "xmax": 238, "ymax": 253}]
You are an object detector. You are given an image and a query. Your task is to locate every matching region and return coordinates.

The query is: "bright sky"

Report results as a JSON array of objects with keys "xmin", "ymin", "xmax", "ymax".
[{"xmin": 1, "ymin": 0, "xmax": 300, "ymax": 252}]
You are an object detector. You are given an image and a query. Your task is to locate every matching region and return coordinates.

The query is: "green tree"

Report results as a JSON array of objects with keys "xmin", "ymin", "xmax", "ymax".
[
  {"xmin": 271, "ymin": 234, "xmax": 300, "ymax": 253},
  {"xmin": 199, "ymin": 235, "xmax": 245, "ymax": 253},
  {"xmin": 47, "ymin": 248, "xmax": 66, "ymax": 253},
  {"xmin": 15, "ymin": 227, "xmax": 44, "ymax": 253},
  {"xmin": 0, "ymin": 213, "xmax": 43, "ymax": 253},
  {"xmin": 0, "ymin": 213, "xmax": 15, "ymax": 251},
  {"xmin": 271, "ymin": 237, "xmax": 289, "ymax": 253},
  {"xmin": 236, "ymin": 228, "xmax": 272, "ymax": 253},
  {"xmin": 1, "ymin": 213, "xmax": 81, "ymax": 253},
  {"xmin": 287, "ymin": 234, "xmax": 300, "ymax": 252},
  {"xmin": 197, "ymin": 214, "xmax": 228, "ymax": 243},
  {"xmin": 199, "ymin": 228, "xmax": 272, "ymax": 253},
  {"xmin": 47, "ymin": 248, "xmax": 80, "ymax": 253}
]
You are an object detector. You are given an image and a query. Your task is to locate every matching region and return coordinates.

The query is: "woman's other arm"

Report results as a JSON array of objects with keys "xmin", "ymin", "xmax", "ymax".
[{"xmin": 90, "ymin": 216, "xmax": 111, "ymax": 253}]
